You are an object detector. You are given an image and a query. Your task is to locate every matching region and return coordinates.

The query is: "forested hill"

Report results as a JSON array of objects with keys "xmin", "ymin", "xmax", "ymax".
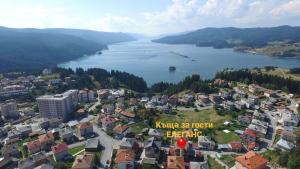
[
  {"xmin": 0, "ymin": 27, "xmax": 135, "ymax": 72},
  {"xmin": 153, "ymin": 26, "xmax": 300, "ymax": 48}
]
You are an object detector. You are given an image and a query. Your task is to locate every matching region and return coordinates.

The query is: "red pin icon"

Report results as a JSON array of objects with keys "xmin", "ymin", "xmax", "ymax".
[{"xmin": 177, "ymin": 138, "xmax": 187, "ymax": 149}]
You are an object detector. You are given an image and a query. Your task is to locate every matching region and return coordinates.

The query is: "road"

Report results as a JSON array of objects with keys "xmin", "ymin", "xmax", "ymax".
[{"xmin": 93, "ymin": 123, "xmax": 121, "ymax": 168}]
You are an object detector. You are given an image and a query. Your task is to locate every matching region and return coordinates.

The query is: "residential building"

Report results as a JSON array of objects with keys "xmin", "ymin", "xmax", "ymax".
[
  {"xmin": 276, "ymin": 139, "xmax": 295, "ymax": 150},
  {"xmin": 27, "ymin": 140, "xmax": 42, "ymax": 154},
  {"xmin": 198, "ymin": 136, "xmax": 216, "ymax": 150},
  {"xmin": 282, "ymin": 110, "xmax": 299, "ymax": 127},
  {"xmin": 98, "ymin": 115, "xmax": 118, "ymax": 132},
  {"xmin": 85, "ymin": 138, "xmax": 101, "ymax": 152},
  {"xmin": 119, "ymin": 138, "xmax": 139, "ymax": 152},
  {"xmin": 37, "ymin": 90, "xmax": 78, "ymax": 120},
  {"xmin": 281, "ymin": 130, "xmax": 297, "ymax": 143},
  {"xmin": 0, "ymin": 99, "xmax": 19, "ymax": 119},
  {"xmin": 241, "ymin": 129, "xmax": 257, "ymax": 144},
  {"xmin": 0, "ymin": 85, "xmax": 28, "ymax": 97},
  {"xmin": 141, "ymin": 137, "xmax": 161, "ymax": 164},
  {"xmin": 235, "ymin": 151, "xmax": 268, "ymax": 169},
  {"xmin": 148, "ymin": 129, "xmax": 163, "ymax": 139},
  {"xmin": 1, "ymin": 143, "xmax": 20, "ymax": 158},
  {"xmin": 115, "ymin": 149, "xmax": 135, "ymax": 169},
  {"xmin": 38, "ymin": 132, "xmax": 55, "ymax": 150},
  {"xmin": 59, "ymin": 127, "xmax": 74, "ymax": 142},
  {"xmin": 167, "ymin": 156, "xmax": 185, "ymax": 169},
  {"xmin": 77, "ymin": 122, "xmax": 93, "ymax": 137},
  {"xmin": 113, "ymin": 125, "xmax": 131, "ymax": 139},
  {"xmin": 52, "ymin": 143, "xmax": 68, "ymax": 161},
  {"xmin": 72, "ymin": 153, "xmax": 94, "ymax": 169},
  {"xmin": 237, "ymin": 115, "xmax": 252, "ymax": 126},
  {"xmin": 229, "ymin": 141, "xmax": 243, "ymax": 152}
]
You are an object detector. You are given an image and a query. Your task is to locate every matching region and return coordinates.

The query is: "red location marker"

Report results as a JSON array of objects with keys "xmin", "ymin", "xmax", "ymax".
[{"xmin": 177, "ymin": 138, "xmax": 187, "ymax": 149}]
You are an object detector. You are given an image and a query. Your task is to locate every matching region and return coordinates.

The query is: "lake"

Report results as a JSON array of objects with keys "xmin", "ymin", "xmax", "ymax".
[{"xmin": 59, "ymin": 39, "xmax": 300, "ymax": 86}]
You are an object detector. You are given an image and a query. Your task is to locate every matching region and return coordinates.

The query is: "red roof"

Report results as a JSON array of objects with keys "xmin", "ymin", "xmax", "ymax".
[
  {"xmin": 115, "ymin": 149, "xmax": 135, "ymax": 163},
  {"xmin": 120, "ymin": 111, "xmax": 135, "ymax": 118},
  {"xmin": 113, "ymin": 125, "xmax": 129, "ymax": 134},
  {"xmin": 243, "ymin": 129, "xmax": 257, "ymax": 138},
  {"xmin": 235, "ymin": 151, "xmax": 268, "ymax": 169},
  {"xmin": 38, "ymin": 132, "xmax": 54, "ymax": 144},
  {"xmin": 52, "ymin": 143, "xmax": 68, "ymax": 154},
  {"xmin": 100, "ymin": 116, "xmax": 118, "ymax": 126},
  {"xmin": 229, "ymin": 141, "xmax": 243, "ymax": 150},
  {"xmin": 248, "ymin": 142, "xmax": 259, "ymax": 150},
  {"xmin": 27, "ymin": 140, "xmax": 41, "ymax": 150}
]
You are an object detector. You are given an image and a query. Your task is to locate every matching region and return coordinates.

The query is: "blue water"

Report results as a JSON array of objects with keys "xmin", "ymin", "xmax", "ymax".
[{"xmin": 59, "ymin": 40, "xmax": 300, "ymax": 86}]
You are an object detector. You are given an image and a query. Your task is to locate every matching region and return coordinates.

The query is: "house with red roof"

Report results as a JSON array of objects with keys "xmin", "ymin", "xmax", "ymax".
[
  {"xmin": 38, "ymin": 132, "xmax": 54, "ymax": 150},
  {"xmin": 118, "ymin": 111, "xmax": 136, "ymax": 122},
  {"xmin": 115, "ymin": 149, "xmax": 135, "ymax": 169},
  {"xmin": 113, "ymin": 125, "xmax": 131, "ymax": 139},
  {"xmin": 229, "ymin": 141, "xmax": 243, "ymax": 152},
  {"xmin": 167, "ymin": 156, "xmax": 185, "ymax": 169},
  {"xmin": 27, "ymin": 140, "xmax": 42, "ymax": 154},
  {"xmin": 98, "ymin": 115, "xmax": 119, "ymax": 132},
  {"xmin": 235, "ymin": 151, "xmax": 268, "ymax": 169},
  {"xmin": 241, "ymin": 129, "xmax": 257, "ymax": 144},
  {"xmin": 52, "ymin": 143, "xmax": 68, "ymax": 161}
]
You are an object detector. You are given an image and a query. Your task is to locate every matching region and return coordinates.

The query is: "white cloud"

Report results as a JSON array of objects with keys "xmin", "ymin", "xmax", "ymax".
[
  {"xmin": 270, "ymin": 0, "xmax": 300, "ymax": 16},
  {"xmin": 0, "ymin": 0, "xmax": 299, "ymax": 35}
]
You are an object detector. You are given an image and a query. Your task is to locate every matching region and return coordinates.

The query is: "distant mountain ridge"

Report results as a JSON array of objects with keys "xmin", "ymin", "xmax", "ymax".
[
  {"xmin": 153, "ymin": 26, "xmax": 300, "ymax": 48},
  {"xmin": 0, "ymin": 27, "xmax": 135, "ymax": 72}
]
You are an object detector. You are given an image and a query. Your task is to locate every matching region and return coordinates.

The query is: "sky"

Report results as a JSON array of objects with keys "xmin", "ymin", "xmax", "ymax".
[{"xmin": 0, "ymin": 0, "xmax": 299, "ymax": 35}]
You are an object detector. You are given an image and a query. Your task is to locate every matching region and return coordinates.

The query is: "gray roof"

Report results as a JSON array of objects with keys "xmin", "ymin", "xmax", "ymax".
[
  {"xmin": 120, "ymin": 138, "xmax": 137, "ymax": 148},
  {"xmin": 276, "ymin": 138, "xmax": 295, "ymax": 150},
  {"xmin": 85, "ymin": 138, "xmax": 100, "ymax": 149}
]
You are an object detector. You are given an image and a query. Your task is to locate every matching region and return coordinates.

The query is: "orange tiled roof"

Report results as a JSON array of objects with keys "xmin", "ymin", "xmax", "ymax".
[
  {"xmin": 235, "ymin": 151, "xmax": 268, "ymax": 169},
  {"xmin": 115, "ymin": 149, "xmax": 135, "ymax": 163},
  {"xmin": 113, "ymin": 125, "xmax": 129, "ymax": 134},
  {"xmin": 27, "ymin": 140, "xmax": 41, "ymax": 150},
  {"xmin": 38, "ymin": 132, "xmax": 54, "ymax": 144},
  {"xmin": 167, "ymin": 156, "xmax": 185, "ymax": 169},
  {"xmin": 120, "ymin": 111, "xmax": 135, "ymax": 118}
]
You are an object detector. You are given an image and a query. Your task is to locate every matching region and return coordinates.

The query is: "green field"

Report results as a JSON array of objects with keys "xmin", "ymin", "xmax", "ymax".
[
  {"xmin": 220, "ymin": 155, "xmax": 237, "ymax": 168},
  {"xmin": 155, "ymin": 108, "xmax": 241, "ymax": 143},
  {"xmin": 156, "ymin": 109, "xmax": 232, "ymax": 127},
  {"xmin": 208, "ymin": 156, "xmax": 225, "ymax": 169},
  {"xmin": 68, "ymin": 145, "xmax": 85, "ymax": 155},
  {"xmin": 213, "ymin": 130, "xmax": 241, "ymax": 144},
  {"xmin": 129, "ymin": 122, "xmax": 149, "ymax": 134}
]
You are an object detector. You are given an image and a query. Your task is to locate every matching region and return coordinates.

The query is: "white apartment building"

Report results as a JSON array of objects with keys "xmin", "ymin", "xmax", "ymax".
[
  {"xmin": 0, "ymin": 99, "xmax": 19, "ymax": 119},
  {"xmin": 37, "ymin": 90, "xmax": 78, "ymax": 120}
]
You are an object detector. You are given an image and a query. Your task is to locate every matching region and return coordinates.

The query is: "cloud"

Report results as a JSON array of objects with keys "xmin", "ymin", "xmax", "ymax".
[
  {"xmin": 0, "ymin": 0, "xmax": 299, "ymax": 35},
  {"xmin": 139, "ymin": 0, "xmax": 300, "ymax": 34}
]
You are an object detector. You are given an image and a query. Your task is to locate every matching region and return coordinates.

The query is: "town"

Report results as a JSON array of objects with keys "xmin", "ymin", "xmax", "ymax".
[{"xmin": 0, "ymin": 68, "xmax": 299, "ymax": 169}]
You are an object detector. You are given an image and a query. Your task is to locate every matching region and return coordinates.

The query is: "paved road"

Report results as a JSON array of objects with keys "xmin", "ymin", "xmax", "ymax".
[{"xmin": 93, "ymin": 123, "xmax": 121, "ymax": 168}]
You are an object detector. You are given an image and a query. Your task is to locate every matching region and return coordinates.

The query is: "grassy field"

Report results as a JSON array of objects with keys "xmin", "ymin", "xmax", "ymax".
[
  {"xmin": 220, "ymin": 155, "xmax": 237, "ymax": 168},
  {"xmin": 213, "ymin": 130, "xmax": 241, "ymax": 144},
  {"xmin": 155, "ymin": 108, "xmax": 241, "ymax": 143},
  {"xmin": 129, "ymin": 122, "xmax": 149, "ymax": 134},
  {"xmin": 208, "ymin": 156, "xmax": 225, "ymax": 169},
  {"xmin": 262, "ymin": 149, "xmax": 281, "ymax": 162},
  {"xmin": 156, "ymin": 108, "xmax": 232, "ymax": 128},
  {"xmin": 68, "ymin": 145, "xmax": 85, "ymax": 155}
]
